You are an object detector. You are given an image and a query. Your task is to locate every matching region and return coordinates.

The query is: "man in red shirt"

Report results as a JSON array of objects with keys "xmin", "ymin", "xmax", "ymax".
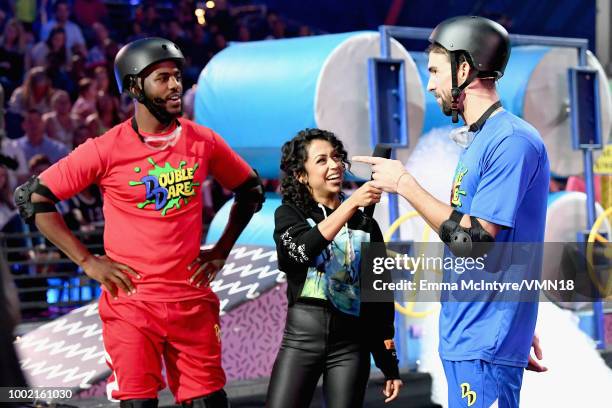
[{"xmin": 14, "ymin": 38, "xmax": 264, "ymax": 408}]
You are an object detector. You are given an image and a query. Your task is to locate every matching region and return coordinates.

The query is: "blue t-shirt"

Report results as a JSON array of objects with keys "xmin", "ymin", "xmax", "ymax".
[
  {"xmin": 15, "ymin": 136, "xmax": 69, "ymax": 164},
  {"xmin": 439, "ymin": 110, "xmax": 550, "ymax": 367}
]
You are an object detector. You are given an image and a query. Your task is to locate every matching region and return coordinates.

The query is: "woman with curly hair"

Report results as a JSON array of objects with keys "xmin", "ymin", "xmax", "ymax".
[{"xmin": 266, "ymin": 128, "xmax": 402, "ymax": 407}]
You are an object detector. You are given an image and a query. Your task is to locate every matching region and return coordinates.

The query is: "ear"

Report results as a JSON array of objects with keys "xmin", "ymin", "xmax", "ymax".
[
  {"xmin": 457, "ymin": 61, "xmax": 472, "ymax": 84},
  {"xmin": 296, "ymin": 172, "xmax": 307, "ymax": 185},
  {"xmin": 128, "ymin": 76, "xmax": 145, "ymax": 102},
  {"xmin": 127, "ymin": 77, "xmax": 137, "ymax": 94}
]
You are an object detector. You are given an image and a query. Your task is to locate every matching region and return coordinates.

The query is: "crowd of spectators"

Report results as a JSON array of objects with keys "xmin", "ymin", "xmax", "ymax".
[
  {"xmin": 0, "ymin": 0, "xmax": 313, "ymax": 229},
  {"xmin": 0, "ymin": 0, "xmax": 312, "ymax": 315}
]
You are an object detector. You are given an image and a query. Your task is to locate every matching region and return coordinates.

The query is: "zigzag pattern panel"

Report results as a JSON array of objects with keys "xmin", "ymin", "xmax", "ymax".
[
  {"xmin": 15, "ymin": 302, "xmax": 106, "ymax": 388},
  {"xmin": 221, "ymin": 283, "xmax": 287, "ymax": 381},
  {"xmin": 209, "ymin": 245, "xmax": 284, "ymax": 313}
]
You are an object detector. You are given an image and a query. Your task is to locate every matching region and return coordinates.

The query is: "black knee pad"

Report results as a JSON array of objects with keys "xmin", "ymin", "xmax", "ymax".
[
  {"xmin": 182, "ymin": 389, "xmax": 229, "ymax": 408},
  {"xmin": 119, "ymin": 398, "xmax": 158, "ymax": 408}
]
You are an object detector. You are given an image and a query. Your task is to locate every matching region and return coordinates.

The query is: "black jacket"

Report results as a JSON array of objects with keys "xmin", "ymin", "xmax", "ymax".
[{"xmin": 273, "ymin": 202, "xmax": 400, "ymax": 379}]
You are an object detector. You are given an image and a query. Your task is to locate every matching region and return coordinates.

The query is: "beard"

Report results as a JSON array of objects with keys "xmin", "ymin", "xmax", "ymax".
[
  {"xmin": 145, "ymin": 91, "xmax": 183, "ymax": 122},
  {"xmin": 151, "ymin": 96, "xmax": 183, "ymax": 117},
  {"xmin": 435, "ymin": 92, "xmax": 459, "ymax": 117},
  {"xmin": 164, "ymin": 103, "xmax": 183, "ymax": 118},
  {"xmin": 435, "ymin": 92, "xmax": 452, "ymax": 116},
  {"xmin": 441, "ymin": 97, "xmax": 452, "ymax": 116}
]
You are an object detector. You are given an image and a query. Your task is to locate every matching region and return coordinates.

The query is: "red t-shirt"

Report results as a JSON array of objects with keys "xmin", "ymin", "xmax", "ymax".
[{"xmin": 41, "ymin": 118, "xmax": 252, "ymax": 301}]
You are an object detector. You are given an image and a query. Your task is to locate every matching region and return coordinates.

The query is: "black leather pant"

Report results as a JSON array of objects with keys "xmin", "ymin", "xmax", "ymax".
[{"xmin": 266, "ymin": 302, "xmax": 370, "ymax": 408}]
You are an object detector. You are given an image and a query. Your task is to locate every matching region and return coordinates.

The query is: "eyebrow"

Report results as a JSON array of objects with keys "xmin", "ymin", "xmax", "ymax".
[{"xmin": 155, "ymin": 71, "xmax": 180, "ymax": 78}]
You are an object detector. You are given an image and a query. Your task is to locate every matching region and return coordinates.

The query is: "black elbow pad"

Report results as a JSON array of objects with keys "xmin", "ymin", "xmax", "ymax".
[
  {"xmin": 233, "ymin": 169, "xmax": 265, "ymax": 212},
  {"xmin": 439, "ymin": 210, "xmax": 494, "ymax": 257},
  {"xmin": 14, "ymin": 176, "xmax": 59, "ymax": 221}
]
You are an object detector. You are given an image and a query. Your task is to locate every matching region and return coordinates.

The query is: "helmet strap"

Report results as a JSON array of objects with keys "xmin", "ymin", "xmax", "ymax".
[{"xmin": 450, "ymin": 52, "xmax": 478, "ymax": 124}]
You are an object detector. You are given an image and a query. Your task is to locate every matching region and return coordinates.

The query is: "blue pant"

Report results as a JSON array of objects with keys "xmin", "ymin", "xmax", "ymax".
[{"xmin": 442, "ymin": 359, "xmax": 524, "ymax": 408}]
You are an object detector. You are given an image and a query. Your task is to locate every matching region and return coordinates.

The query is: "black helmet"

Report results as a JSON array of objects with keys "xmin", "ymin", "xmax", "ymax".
[
  {"xmin": 429, "ymin": 16, "xmax": 510, "ymax": 79},
  {"xmin": 114, "ymin": 37, "xmax": 185, "ymax": 94},
  {"xmin": 428, "ymin": 16, "xmax": 510, "ymax": 123}
]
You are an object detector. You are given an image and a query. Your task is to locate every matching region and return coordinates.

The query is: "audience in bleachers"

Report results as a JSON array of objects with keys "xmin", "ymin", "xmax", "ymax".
[
  {"xmin": 95, "ymin": 92, "xmax": 119, "ymax": 133},
  {"xmin": 71, "ymin": 77, "xmax": 97, "ymax": 119},
  {"xmin": 0, "ymin": 164, "xmax": 17, "ymax": 231},
  {"xmin": 43, "ymin": 89, "xmax": 79, "ymax": 148},
  {"xmin": 72, "ymin": 122, "xmax": 91, "ymax": 147},
  {"xmin": 0, "ymin": 163, "xmax": 28, "ymax": 271},
  {"xmin": 29, "ymin": 25, "xmax": 67, "ymax": 69},
  {"xmin": 0, "ymin": 131, "xmax": 28, "ymax": 190},
  {"xmin": 60, "ymin": 184, "xmax": 104, "ymax": 234},
  {"xmin": 27, "ymin": 152, "xmax": 51, "ymax": 176},
  {"xmin": 8, "ymin": 66, "xmax": 54, "ymax": 116},
  {"xmin": 0, "ymin": 1, "xmax": 313, "ymax": 317},
  {"xmin": 83, "ymin": 110, "xmax": 101, "ymax": 139},
  {"xmin": 87, "ymin": 22, "xmax": 114, "ymax": 66},
  {"xmin": 39, "ymin": 0, "xmax": 86, "ymax": 60},
  {"xmin": 72, "ymin": 0, "xmax": 108, "ymax": 28},
  {"xmin": 14, "ymin": 108, "xmax": 68, "ymax": 163},
  {"xmin": 0, "ymin": 18, "xmax": 28, "ymax": 98}
]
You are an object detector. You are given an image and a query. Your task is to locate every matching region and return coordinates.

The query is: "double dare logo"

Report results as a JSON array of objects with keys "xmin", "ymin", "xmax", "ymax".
[
  {"xmin": 460, "ymin": 382, "xmax": 477, "ymax": 407},
  {"xmin": 451, "ymin": 163, "xmax": 468, "ymax": 207},
  {"xmin": 130, "ymin": 158, "xmax": 200, "ymax": 216}
]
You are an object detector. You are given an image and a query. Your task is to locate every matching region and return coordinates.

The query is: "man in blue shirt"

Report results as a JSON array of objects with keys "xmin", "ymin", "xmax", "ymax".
[
  {"xmin": 355, "ymin": 16, "xmax": 550, "ymax": 408},
  {"xmin": 39, "ymin": 0, "xmax": 86, "ymax": 59},
  {"xmin": 14, "ymin": 109, "xmax": 69, "ymax": 164}
]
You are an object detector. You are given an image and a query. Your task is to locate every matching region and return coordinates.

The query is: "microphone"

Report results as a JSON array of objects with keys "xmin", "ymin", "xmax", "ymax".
[{"xmin": 363, "ymin": 144, "xmax": 392, "ymax": 218}]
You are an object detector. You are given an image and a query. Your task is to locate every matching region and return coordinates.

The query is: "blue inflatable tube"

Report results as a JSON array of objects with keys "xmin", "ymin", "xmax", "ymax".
[{"xmin": 196, "ymin": 32, "xmax": 371, "ymax": 179}]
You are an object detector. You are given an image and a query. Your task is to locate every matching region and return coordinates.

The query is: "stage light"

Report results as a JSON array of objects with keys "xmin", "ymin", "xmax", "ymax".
[
  {"xmin": 206, "ymin": 1, "xmax": 216, "ymax": 8},
  {"xmin": 195, "ymin": 7, "xmax": 207, "ymax": 25}
]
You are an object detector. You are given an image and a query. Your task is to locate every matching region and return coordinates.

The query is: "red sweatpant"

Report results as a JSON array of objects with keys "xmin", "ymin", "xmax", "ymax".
[{"xmin": 98, "ymin": 290, "xmax": 226, "ymax": 402}]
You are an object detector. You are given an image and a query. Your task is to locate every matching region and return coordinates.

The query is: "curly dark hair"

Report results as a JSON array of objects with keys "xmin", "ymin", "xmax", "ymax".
[{"xmin": 280, "ymin": 128, "xmax": 350, "ymax": 212}]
